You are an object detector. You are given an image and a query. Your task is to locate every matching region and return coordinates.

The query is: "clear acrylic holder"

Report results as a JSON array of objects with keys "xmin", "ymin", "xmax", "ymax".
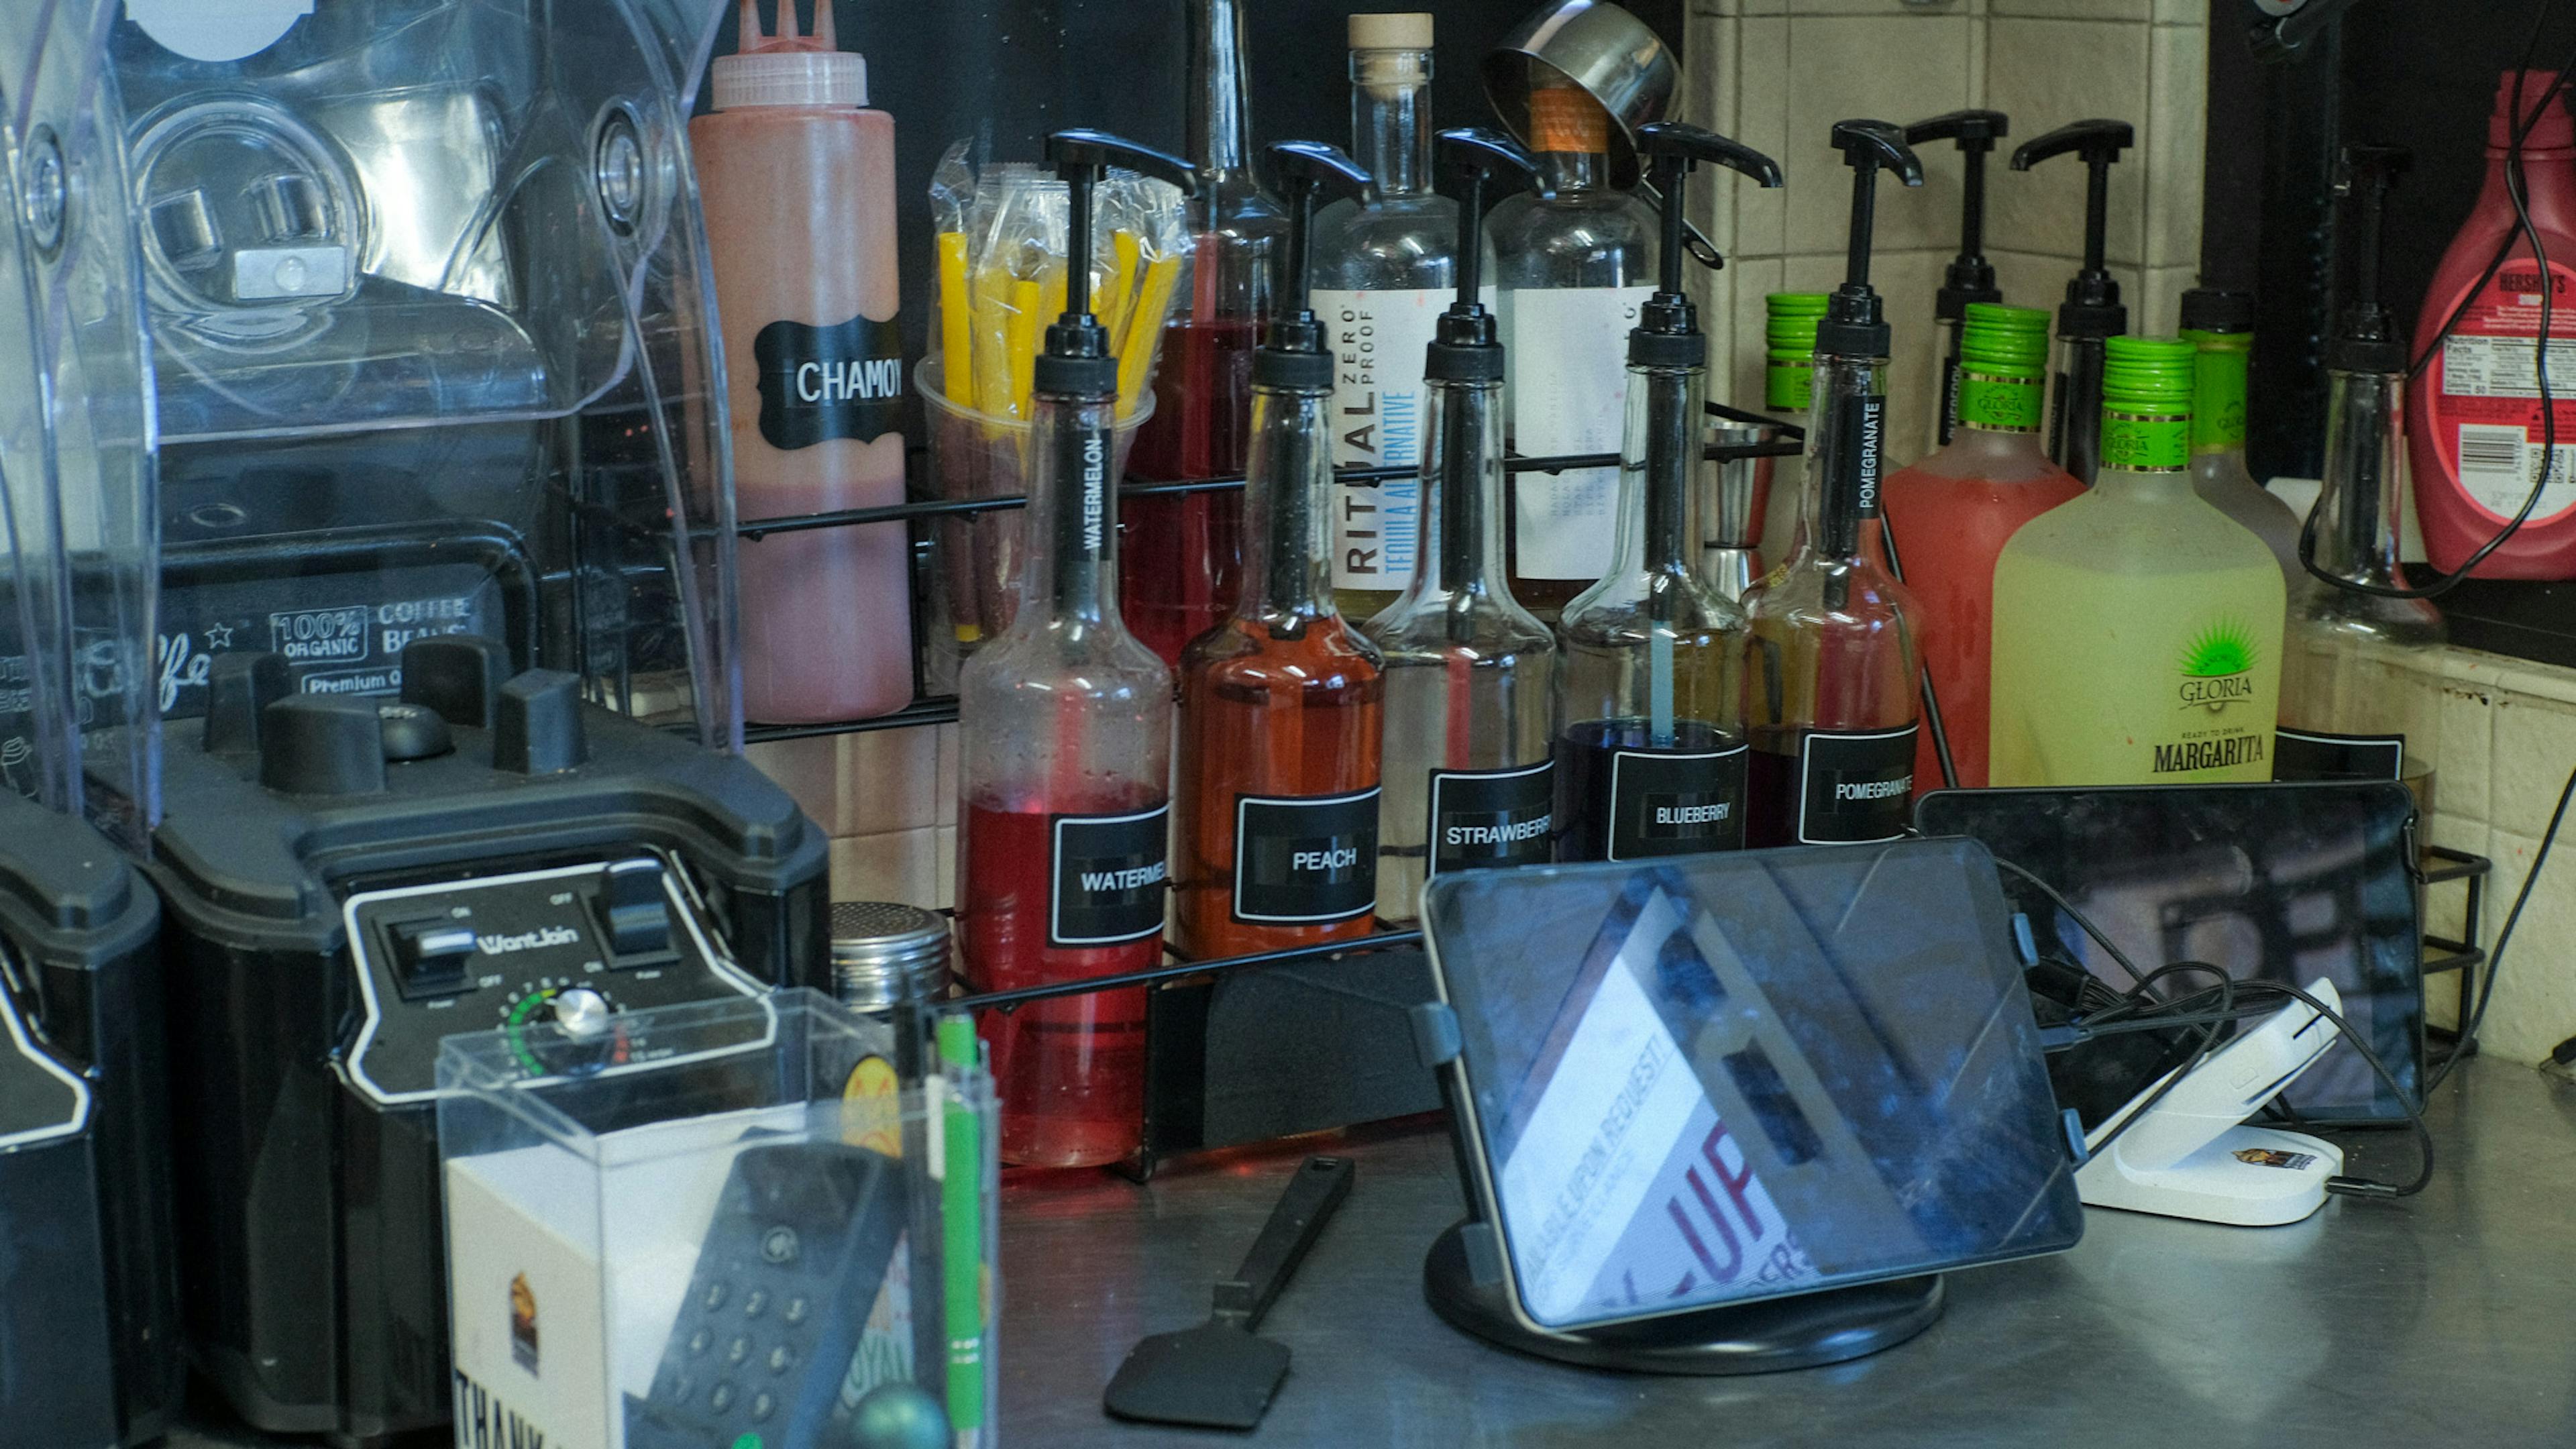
[{"xmin": 435, "ymin": 989, "xmax": 1000, "ymax": 1449}]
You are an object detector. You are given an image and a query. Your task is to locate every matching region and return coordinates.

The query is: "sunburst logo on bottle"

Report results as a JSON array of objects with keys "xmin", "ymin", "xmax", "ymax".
[{"xmin": 2176, "ymin": 620, "xmax": 2260, "ymax": 712}]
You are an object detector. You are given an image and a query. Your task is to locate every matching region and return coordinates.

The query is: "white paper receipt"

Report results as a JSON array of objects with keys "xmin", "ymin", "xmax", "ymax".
[{"xmin": 1495, "ymin": 899, "xmax": 1814, "ymax": 1326}]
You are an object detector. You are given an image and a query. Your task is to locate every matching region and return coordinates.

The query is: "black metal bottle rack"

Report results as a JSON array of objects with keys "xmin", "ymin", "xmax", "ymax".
[{"xmin": 733, "ymin": 441, "xmax": 1799, "ymax": 741}]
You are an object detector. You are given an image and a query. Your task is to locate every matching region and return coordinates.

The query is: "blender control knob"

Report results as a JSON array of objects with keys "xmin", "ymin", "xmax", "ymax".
[{"xmin": 551, "ymin": 987, "xmax": 612, "ymax": 1041}]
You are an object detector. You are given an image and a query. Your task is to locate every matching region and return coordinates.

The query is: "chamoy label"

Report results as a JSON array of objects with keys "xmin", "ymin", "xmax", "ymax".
[
  {"xmin": 1505, "ymin": 284, "xmax": 1657, "ymax": 580},
  {"xmin": 1609, "ymin": 747, "xmax": 1750, "ymax": 860},
  {"xmin": 1232, "ymin": 787, "xmax": 1381, "ymax": 925},
  {"xmin": 1430, "ymin": 762, "xmax": 1556, "ymax": 874},
  {"xmin": 1049, "ymin": 805, "xmax": 1171, "ymax": 947},
  {"xmin": 1320, "ymin": 287, "xmax": 1448, "ymax": 593},
  {"xmin": 2273, "ymin": 729, "xmax": 2404, "ymax": 783},
  {"xmin": 2429, "ymin": 259, "xmax": 2576, "ymax": 523},
  {"xmin": 1795, "ymin": 727, "xmax": 1917, "ymax": 845},
  {"xmin": 753, "ymin": 314, "xmax": 906, "ymax": 451}
]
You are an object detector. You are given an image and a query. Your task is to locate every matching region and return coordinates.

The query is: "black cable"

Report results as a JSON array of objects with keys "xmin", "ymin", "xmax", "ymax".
[
  {"xmin": 2306, "ymin": 9, "xmax": 2575, "ymax": 598},
  {"xmin": 2229, "ymin": 978, "xmax": 2437, "ymax": 1199},
  {"xmin": 2426, "ymin": 759, "xmax": 2576, "ymax": 1091},
  {"xmin": 1992, "ymin": 856, "xmax": 2152, "ymax": 987},
  {"xmin": 2076, "ymin": 970, "xmax": 2235, "ymax": 1165}
]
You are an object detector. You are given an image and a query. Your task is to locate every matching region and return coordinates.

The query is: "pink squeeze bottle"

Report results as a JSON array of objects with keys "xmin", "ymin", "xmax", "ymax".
[{"xmin": 695, "ymin": 0, "xmax": 912, "ymax": 722}]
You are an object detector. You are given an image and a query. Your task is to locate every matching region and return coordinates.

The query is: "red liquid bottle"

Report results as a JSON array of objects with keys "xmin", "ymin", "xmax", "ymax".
[
  {"xmin": 1743, "ymin": 123, "xmax": 1926, "ymax": 849},
  {"xmin": 1174, "ymin": 143, "xmax": 1385, "ymax": 959},
  {"xmin": 958, "ymin": 132, "xmax": 1196, "ymax": 1169},
  {"xmin": 1125, "ymin": 0, "xmax": 1284, "ymax": 662},
  {"xmin": 1880, "ymin": 303, "xmax": 2077, "ymax": 792},
  {"xmin": 2410, "ymin": 70, "xmax": 2576, "ymax": 579}
]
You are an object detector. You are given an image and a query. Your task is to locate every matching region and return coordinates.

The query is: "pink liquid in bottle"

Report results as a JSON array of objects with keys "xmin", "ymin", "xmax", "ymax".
[{"xmin": 694, "ymin": 0, "xmax": 912, "ymax": 722}]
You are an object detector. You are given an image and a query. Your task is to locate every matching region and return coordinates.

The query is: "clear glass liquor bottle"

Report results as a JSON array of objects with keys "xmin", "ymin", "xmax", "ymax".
[
  {"xmin": 2279, "ymin": 360, "xmax": 2445, "ymax": 815},
  {"xmin": 1311, "ymin": 15, "xmax": 1471, "ymax": 622},
  {"xmin": 1124, "ymin": 0, "xmax": 1285, "ymax": 665},
  {"xmin": 2181, "ymin": 290, "xmax": 2302, "ymax": 588},
  {"xmin": 1491, "ymin": 87, "xmax": 1659, "ymax": 618}
]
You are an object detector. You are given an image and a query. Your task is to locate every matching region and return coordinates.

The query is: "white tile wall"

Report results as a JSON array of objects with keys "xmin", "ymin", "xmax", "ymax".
[{"xmin": 1690, "ymin": 0, "xmax": 2208, "ymax": 467}]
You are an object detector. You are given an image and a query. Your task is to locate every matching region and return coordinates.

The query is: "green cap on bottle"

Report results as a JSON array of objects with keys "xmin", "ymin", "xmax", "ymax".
[
  {"xmin": 1766, "ymin": 292, "xmax": 1831, "ymax": 411},
  {"xmin": 1953, "ymin": 303, "xmax": 2050, "ymax": 433},
  {"xmin": 2099, "ymin": 335, "xmax": 2196, "ymax": 472}
]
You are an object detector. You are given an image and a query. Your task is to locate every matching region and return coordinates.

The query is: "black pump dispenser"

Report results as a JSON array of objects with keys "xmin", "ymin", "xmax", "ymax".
[
  {"xmin": 1036, "ymin": 129, "xmax": 1198, "ymax": 398},
  {"xmin": 1424, "ymin": 127, "xmax": 1537, "ymax": 384},
  {"xmin": 1818, "ymin": 121, "xmax": 1926, "ymax": 365},
  {"xmin": 2012, "ymin": 118, "xmax": 2133, "ymax": 482},
  {"xmin": 2011, "ymin": 119, "xmax": 2133, "ymax": 335},
  {"xmin": 2328, "ymin": 145, "xmax": 2410, "ymax": 376},
  {"xmin": 1254, "ymin": 141, "xmax": 1373, "ymax": 391},
  {"xmin": 1630, "ymin": 121, "xmax": 1784, "ymax": 370},
  {"xmin": 1907, "ymin": 109, "xmax": 2007, "ymax": 447},
  {"xmin": 1909, "ymin": 109, "xmax": 2008, "ymax": 318}
]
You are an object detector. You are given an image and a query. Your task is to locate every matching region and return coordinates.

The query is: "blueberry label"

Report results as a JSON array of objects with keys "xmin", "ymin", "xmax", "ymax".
[
  {"xmin": 1050, "ymin": 805, "xmax": 1171, "ymax": 947},
  {"xmin": 1233, "ymin": 787, "xmax": 1381, "ymax": 924},
  {"xmin": 2273, "ymin": 729, "xmax": 2405, "ymax": 784},
  {"xmin": 1611, "ymin": 745, "xmax": 1750, "ymax": 860},
  {"xmin": 1430, "ymin": 762, "xmax": 1556, "ymax": 874},
  {"xmin": 1797, "ymin": 727, "xmax": 1917, "ymax": 845},
  {"xmin": 753, "ymin": 315, "xmax": 907, "ymax": 451}
]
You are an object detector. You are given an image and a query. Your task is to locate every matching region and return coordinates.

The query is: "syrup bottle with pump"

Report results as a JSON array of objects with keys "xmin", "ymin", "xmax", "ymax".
[
  {"xmin": 1554, "ymin": 123, "xmax": 1782, "ymax": 863},
  {"xmin": 956, "ymin": 131, "xmax": 1197, "ymax": 1170},
  {"xmin": 1905, "ymin": 109, "xmax": 2008, "ymax": 453},
  {"xmin": 2280, "ymin": 147, "xmax": 2444, "ymax": 812},
  {"xmin": 2410, "ymin": 69, "xmax": 2576, "ymax": 579},
  {"xmin": 1175, "ymin": 142, "xmax": 1387, "ymax": 961},
  {"xmin": 1741, "ymin": 122, "xmax": 1926, "ymax": 849},
  {"xmin": 2012, "ymin": 119, "xmax": 2133, "ymax": 485},
  {"xmin": 1369, "ymin": 129, "xmax": 1557, "ymax": 923}
]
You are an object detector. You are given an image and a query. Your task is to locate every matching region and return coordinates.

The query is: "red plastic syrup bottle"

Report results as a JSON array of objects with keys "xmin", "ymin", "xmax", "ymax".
[{"xmin": 2410, "ymin": 70, "xmax": 2576, "ymax": 578}]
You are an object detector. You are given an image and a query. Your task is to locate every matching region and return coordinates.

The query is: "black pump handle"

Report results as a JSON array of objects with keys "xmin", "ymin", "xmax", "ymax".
[
  {"xmin": 2008, "ymin": 118, "xmax": 2133, "ymax": 172},
  {"xmin": 1434, "ymin": 125, "xmax": 1539, "ymax": 203},
  {"xmin": 1435, "ymin": 127, "xmax": 1538, "ymax": 309},
  {"xmin": 1905, "ymin": 109, "xmax": 2009, "ymax": 152},
  {"xmin": 1266, "ymin": 141, "xmax": 1372, "ymax": 319},
  {"xmin": 1638, "ymin": 121, "xmax": 1785, "ymax": 190},
  {"xmin": 1043, "ymin": 129, "xmax": 1197, "ymax": 328},
  {"xmin": 1831, "ymin": 120, "xmax": 1925, "ymax": 185},
  {"xmin": 1044, "ymin": 129, "xmax": 1197, "ymax": 194}
]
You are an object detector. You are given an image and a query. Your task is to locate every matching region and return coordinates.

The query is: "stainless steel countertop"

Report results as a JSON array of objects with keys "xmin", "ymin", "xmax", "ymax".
[
  {"xmin": 170, "ymin": 1058, "xmax": 2576, "ymax": 1448},
  {"xmin": 1000, "ymin": 1059, "xmax": 2576, "ymax": 1449}
]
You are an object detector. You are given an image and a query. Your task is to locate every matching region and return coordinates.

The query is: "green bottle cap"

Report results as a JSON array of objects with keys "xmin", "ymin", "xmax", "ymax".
[
  {"xmin": 1953, "ymin": 305, "xmax": 2050, "ymax": 434},
  {"xmin": 2100, "ymin": 335, "xmax": 2196, "ymax": 471},
  {"xmin": 2180, "ymin": 326, "xmax": 2252, "ymax": 453},
  {"xmin": 1767, "ymin": 292, "xmax": 1830, "ymax": 317}
]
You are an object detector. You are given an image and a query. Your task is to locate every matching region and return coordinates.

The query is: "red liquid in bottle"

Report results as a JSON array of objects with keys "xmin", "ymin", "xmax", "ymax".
[
  {"xmin": 1881, "ymin": 455, "xmax": 2081, "ymax": 790},
  {"xmin": 1173, "ymin": 619, "xmax": 1383, "ymax": 959},
  {"xmin": 1126, "ymin": 317, "xmax": 1258, "ymax": 663},
  {"xmin": 959, "ymin": 798, "xmax": 1162, "ymax": 1168}
]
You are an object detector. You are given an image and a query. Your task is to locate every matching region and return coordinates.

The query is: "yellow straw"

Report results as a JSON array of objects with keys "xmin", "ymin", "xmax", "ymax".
[
  {"xmin": 1117, "ymin": 254, "xmax": 1181, "ymax": 421},
  {"xmin": 936, "ymin": 231, "xmax": 975, "ymax": 407},
  {"xmin": 972, "ymin": 286, "xmax": 1014, "ymax": 422},
  {"xmin": 1097, "ymin": 229, "xmax": 1142, "ymax": 357},
  {"xmin": 1006, "ymin": 278, "xmax": 1042, "ymax": 421}
]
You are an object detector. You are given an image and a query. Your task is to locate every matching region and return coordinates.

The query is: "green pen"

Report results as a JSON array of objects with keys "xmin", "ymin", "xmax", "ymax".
[{"xmin": 936, "ymin": 1012, "xmax": 985, "ymax": 1444}]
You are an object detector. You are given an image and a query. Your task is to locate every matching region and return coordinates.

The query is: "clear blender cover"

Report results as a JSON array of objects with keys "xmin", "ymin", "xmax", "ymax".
[
  {"xmin": 0, "ymin": 1, "xmax": 159, "ymax": 845},
  {"xmin": 1422, "ymin": 839, "xmax": 2083, "ymax": 1331},
  {"xmin": 105, "ymin": 0, "xmax": 744, "ymax": 745}
]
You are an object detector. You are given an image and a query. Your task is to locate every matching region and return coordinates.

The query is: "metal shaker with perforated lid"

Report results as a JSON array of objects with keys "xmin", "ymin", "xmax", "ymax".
[{"xmin": 829, "ymin": 901, "xmax": 955, "ymax": 1013}]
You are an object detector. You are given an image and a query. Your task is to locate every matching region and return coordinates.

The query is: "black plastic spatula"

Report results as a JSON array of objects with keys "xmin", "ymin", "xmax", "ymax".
[{"xmin": 1103, "ymin": 1155, "xmax": 1356, "ymax": 1430}]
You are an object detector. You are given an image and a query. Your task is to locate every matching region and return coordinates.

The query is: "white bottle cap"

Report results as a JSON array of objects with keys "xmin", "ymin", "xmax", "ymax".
[
  {"xmin": 1349, "ymin": 12, "xmax": 1434, "ymax": 50},
  {"xmin": 712, "ymin": 50, "xmax": 868, "ymax": 110}
]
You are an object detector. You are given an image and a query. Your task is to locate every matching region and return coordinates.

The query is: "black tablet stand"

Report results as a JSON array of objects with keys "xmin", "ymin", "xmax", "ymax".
[{"xmin": 1421, "ymin": 1223, "xmax": 1943, "ymax": 1375}]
